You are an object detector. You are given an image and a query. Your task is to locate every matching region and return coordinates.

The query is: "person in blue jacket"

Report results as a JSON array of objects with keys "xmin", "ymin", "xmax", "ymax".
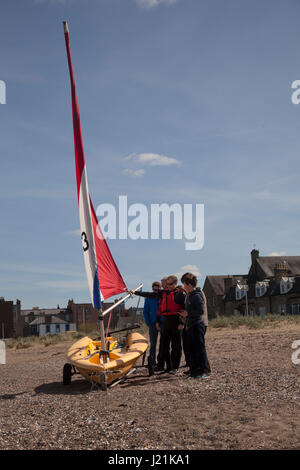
[{"xmin": 143, "ymin": 281, "xmax": 161, "ymax": 367}]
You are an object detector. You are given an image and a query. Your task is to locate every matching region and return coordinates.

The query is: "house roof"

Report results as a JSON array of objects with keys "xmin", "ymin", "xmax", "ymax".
[
  {"xmin": 29, "ymin": 315, "xmax": 67, "ymax": 326},
  {"xmin": 21, "ymin": 308, "xmax": 65, "ymax": 317},
  {"xmin": 257, "ymin": 256, "xmax": 300, "ymax": 278},
  {"xmin": 206, "ymin": 275, "xmax": 248, "ymax": 296}
]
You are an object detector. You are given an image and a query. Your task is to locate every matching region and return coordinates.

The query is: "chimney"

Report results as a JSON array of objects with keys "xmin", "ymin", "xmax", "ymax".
[
  {"xmin": 274, "ymin": 262, "xmax": 288, "ymax": 282},
  {"xmin": 251, "ymin": 249, "xmax": 259, "ymax": 266},
  {"xmin": 224, "ymin": 276, "xmax": 233, "ymax": 293}
]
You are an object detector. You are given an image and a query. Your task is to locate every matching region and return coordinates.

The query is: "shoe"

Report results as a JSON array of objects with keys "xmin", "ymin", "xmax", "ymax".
[
  {"xmin": 169, "ymin": 369, "xmax": 179, "ymax": 375},
  {"xmin": 201, "ymin": 374, "xmax": 210, "ymax": 379},
  {"xmin": 188, "ymin": 375, "xmax": 202, "ymax": 379},
  {"xmin": 183, "ymin": 370, "xmax": 191, "ymax": 375},
  {"xmin": 154, "ymin": 365, "xmax": 163, "ymax": 372}
]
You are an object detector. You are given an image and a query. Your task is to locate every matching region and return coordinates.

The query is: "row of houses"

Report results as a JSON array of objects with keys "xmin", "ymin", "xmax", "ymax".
[
  {"xmin": 2, "ymin": 249, "xmax": 300, "ymax": 337},
  {"xmin": 0, "ymin": 297, "xmax": 144, "ymax": 338},
  {"xmin": 203, "ymin": 249, "xmax": 300, "ymax": 318}
]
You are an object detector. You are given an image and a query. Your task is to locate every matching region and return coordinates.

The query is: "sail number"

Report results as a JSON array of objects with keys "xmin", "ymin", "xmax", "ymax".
[{"xmin": 81, "ymin": 232, "xmax": 89, "ymax": 252}]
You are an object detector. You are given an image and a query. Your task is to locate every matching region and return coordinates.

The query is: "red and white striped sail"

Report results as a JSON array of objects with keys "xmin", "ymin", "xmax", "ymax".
[{"xmin": 63, "ymin": 22, "xmax": 127, "ymax": 308}]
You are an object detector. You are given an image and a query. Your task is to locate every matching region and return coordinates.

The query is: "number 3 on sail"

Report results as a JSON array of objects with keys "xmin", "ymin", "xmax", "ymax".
[{"xmin": 81, "ymin": 232, "xmax": 89, "ymax": 252}]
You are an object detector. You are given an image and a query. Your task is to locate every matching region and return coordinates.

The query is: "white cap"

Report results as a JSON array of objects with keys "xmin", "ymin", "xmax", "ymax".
[{"xmin": 63, "ymin": 21, "xmax": 69, "ymax": 33}]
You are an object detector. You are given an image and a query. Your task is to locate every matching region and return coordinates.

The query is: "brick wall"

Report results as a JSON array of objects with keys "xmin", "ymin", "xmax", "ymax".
[{"xmin": 0, "ymin": 298, "xmax": 14, "ymax": 338}]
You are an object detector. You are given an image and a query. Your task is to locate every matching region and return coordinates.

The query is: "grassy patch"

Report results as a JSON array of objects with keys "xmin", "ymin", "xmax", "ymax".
[
  {"xmin": 4, "ymin": 322, "xmax": 148, "ymax": 349},
  {"xmin": 4, "ymin": 331, "xmax": 84, "ymax": 349},
  {"xmin": 77, "ymin": 323, "xmax": 100, "ymax": 335},
  {"xmin": 209, "ymin": 314, "xmax": 300, "ymax": 329}
]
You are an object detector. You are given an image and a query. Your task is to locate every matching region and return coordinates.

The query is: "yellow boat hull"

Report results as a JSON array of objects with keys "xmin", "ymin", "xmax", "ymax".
[{"xmin": 66, "ymin": 332, "xmax": 148, "ymax": 387}]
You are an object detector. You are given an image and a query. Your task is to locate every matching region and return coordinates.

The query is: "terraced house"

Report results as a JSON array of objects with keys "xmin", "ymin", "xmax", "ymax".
[{"xmin": 203, "ymin": 250, "xmax": 300, "ymax": 318}]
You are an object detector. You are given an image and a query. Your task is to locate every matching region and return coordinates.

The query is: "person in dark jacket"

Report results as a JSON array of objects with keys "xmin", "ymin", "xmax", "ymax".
[
  {"xmin": 180, "ymin": 272, "xmax": 210, "ymax": 379},
  {"xmin": 143, "ymin": 281, "xmax": 161, "ymax": 367}
]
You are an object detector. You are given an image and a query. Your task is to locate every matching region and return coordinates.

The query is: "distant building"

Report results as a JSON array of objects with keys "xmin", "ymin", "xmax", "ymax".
[
  {"xmin": 203, "ymin": 275, "xmax": 247, "ymax": 318},
  {"xmin": 203, "ymin": 249, "xmax": 300, "ymax": 318},
  {"xmin": 21, "ymin": 306, "xmax": 76, "ymax": 337},
  {"xmin": 125, "ymin": 307, "xmax": 144, "ymax": 326},
  {"xmin": 0, "ymin": 298, "xmax": 22, "ymax": 338},
  {"xmin": 27, "ymin": 315, "xmax": 76, "ymax": 337},
  {"xmin": 20, "ymin": 299, "xmax": 141, "ymax": 337},
  {"xmin": 66, "ymin": 298, "xmax": 132, "ymax": 331}
]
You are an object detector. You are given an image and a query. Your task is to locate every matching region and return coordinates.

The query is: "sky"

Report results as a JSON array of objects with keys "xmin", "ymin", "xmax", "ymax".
[{"xmin": 1, "ymin": 0, "xmax": 300, "ymax": 309}]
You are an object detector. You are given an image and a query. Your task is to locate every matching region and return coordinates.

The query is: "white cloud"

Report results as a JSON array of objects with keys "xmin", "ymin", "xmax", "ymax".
[
  {"xmin": 176, "ymin": 264, "xmax": 202, "ymax": 281},
  {"xmin": 267, "ymin": 251, "xmax": 287, "ymax": 257},
  {"xmin": 125, "ymin": 152, "xmax": 180, "ymax": 167},
  {"xmin": 122, "ymin": 168, "xmax": 146, "ymax": 177},
  {"xmin": 136, "ymin": 0, "xmax": 177, "ymax": 8}
]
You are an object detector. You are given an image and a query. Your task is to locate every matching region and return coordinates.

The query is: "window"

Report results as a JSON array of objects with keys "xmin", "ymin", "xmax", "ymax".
[
  {"xmin": 46, "ymin": 325, "xmax": 50, "ymax": 334},
  {"xmin": 255, "ymin": 282, "xmax": 268, "ymax": 297},
  {"xmin": 282, "ymin": 305, "xmax": 286, "ymax": 315},
  {"xmin": 236, "ymin": 285, "xmax": 247, "ymax": 300},
  {"xmin": 65, "ymin": 324, "xmax": 70, "ymax": 332},
  {"xmin": 280, "ymin": 278, "xmax": 294, "ymax": 294},
  {"xmin": 259, "ymin": 306, "xmax": 266, "ymax": 317},
  {"xmin": 292, "ymin": 304, "xmax": 300, "ymax": 315},
  {"xmin": 278, "ymin": 304, "xmax": 286, "ymax": 315},
  {"xmin": 55, "ymin": 324, "xmax": 60, "ymax": 334}
]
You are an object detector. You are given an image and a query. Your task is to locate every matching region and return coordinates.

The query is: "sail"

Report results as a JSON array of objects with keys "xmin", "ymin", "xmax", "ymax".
[{"xmin": 63, "ymin": 22, "xmax": 127, "ymax": 307}]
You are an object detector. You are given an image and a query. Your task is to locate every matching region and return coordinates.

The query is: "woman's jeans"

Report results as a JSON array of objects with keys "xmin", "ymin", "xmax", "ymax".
[
  {"xmin": 186, "ymin": 321, "xmax": 210, "ymax": 376},
  {"xmin": 148, "ymin": 322, "xmax": 158, "ymax": 365}
]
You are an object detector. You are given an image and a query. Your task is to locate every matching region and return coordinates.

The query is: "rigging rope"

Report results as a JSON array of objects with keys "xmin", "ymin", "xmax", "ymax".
[{"xmin": 104, "ymin": 293, "xmax": 139, "ymax": 342}]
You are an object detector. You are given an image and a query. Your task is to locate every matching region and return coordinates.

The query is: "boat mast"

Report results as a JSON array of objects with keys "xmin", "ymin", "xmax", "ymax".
[{"xmin": 63, "ymin": 21, "xmax": 142, "ymax": 356}]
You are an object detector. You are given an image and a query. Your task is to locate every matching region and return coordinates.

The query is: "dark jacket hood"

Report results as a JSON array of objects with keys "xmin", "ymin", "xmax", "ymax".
[{"xmin": 186, "ymin": 287, "xmax": 204, "ymax": 327}]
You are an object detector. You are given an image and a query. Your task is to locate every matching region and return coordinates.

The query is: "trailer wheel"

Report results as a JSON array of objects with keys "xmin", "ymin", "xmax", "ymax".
[
  {"xmin": 63, "ymin": 363, "xmax": 72, "ymax": 385},
  {"xmin": 148, "ymin": 356, "xmax": 154, "ymax": 376}
]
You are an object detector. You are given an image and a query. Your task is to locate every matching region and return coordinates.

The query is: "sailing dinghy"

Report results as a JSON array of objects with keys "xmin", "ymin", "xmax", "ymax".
[{"xmin": 62, "ymin": 21, "xmax": 148, "ymax": 390}]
